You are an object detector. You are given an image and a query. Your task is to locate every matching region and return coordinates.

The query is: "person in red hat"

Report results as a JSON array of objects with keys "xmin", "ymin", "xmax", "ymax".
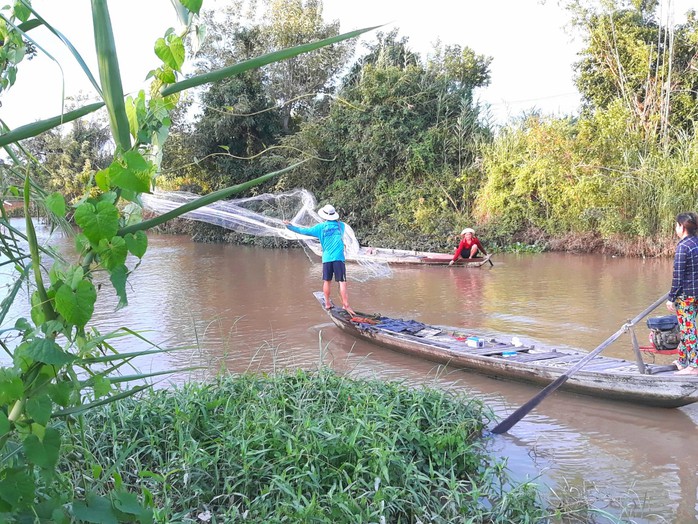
[{"xmin": 449, "ymin": 228, "xmax": 487, "ymax": 266}]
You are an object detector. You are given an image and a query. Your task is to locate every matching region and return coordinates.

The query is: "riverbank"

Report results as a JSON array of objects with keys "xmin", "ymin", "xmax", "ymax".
[
  {"xmin": 68, "ymin": 370, "xmax": 607, "ymax": 522},
  {"xmin": 153, "ymin": 215, "xmax": 677, "ymax": 258}
]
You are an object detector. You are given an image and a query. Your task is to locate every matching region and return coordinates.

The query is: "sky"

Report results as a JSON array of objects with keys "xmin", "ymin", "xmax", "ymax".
[{"xmin": 0, "ymin": 0, "xmax": 694, "ymax": 129}]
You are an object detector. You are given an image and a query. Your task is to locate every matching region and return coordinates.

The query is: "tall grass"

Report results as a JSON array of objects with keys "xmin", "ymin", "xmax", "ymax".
[{"xmin": 67, "ymin": 369, "xmax": 546, "ymax": 523}]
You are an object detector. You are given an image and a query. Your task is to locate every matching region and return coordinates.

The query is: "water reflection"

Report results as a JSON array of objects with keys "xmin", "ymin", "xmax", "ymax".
[{"xmin": 1, "ymin": 222, "xmax": 695, "ymax": 522}]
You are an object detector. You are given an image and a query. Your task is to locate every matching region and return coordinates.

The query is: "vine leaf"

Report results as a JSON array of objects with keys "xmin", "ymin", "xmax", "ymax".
[
  {"xmin": 155, "ymin": 33, "xmax": 185, "ymax": 72},
  {"xmin": 22, "ymin": 427, "xmax": 61, "ymax": 469},
  {"xmin": 44, "ymin": 192, "xmax": 66, "ymax": 217},
  {"xmin": 54, "ymin": 281, "xmax": 97, "ymax": 328},
  {"xmin": 124, "ymin": 231, "xmax": 147, "ymax": 258},
  {"xmin": 26, "ymin": 394, "xmax": 52, "ymax": 426},
  {"xmin": 110, "ymin": 265, "xmax": 128, "ymax": 310},
  {"xmin": 97, "ymin": 236, "xmax": 128, "ymax": 271},
  {"xmin": 24, "ymin": 338, "xmax": 76, "ymax": 367},
  {"xmin": 74, "ymin": 201, "xmax": 119, "ymax": 245},
  {"xmin": 109, "ymin": 151, "xmax": 154, "ymax": 194}
]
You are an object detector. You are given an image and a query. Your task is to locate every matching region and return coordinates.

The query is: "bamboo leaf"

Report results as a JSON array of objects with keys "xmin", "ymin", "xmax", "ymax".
[
  {"xmin": 0, "ymin": 102, "xmax": 104, "ymax": 147},
  {"xmin": 91, "ymin": 0, "xmax": 131, "ymax": 150},
  {"xmin": 52, "ymin": 384, "xmax": 151, "ymax": 417},
  {"xmin": 160, "ymin": 26, "xmax": 379, "ymax": 96}
]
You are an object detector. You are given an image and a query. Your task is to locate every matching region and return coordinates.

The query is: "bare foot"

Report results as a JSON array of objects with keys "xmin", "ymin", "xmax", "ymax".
[
  {"xmin": 325, "ymin": 303, "xmax": 332, "ymax": 310},
  {"xmin": 675, "ymin": 366, "xmax": 698, "ymax": 375},
  {"xmin": 673, "ymin": 360, "xmax": 687, "ymax": 371},
  {"xmin": 343, "ymin": 306, "xmax": 356, "ymax": 317}
]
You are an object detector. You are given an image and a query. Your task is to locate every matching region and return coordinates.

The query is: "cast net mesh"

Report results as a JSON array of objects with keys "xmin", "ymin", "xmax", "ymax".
[{"xmin": 141, "ymin": 189, "xmax": 392, "ymax": 281}]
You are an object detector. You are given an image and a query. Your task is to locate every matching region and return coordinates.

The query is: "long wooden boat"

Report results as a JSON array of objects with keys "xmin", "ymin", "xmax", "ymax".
[
  {"xmin": 313, "ymin": 292, "xmax": 698, "ymax": 408},
  {"xmin": 305, "ymin": 243, "xmax": 493, "ymax": 267}
]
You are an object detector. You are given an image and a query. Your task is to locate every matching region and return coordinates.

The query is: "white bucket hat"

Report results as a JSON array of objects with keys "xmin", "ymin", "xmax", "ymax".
[
  {"xmin": 460, "ymin": 227, "xmax": 475, "ymax": 235},
  {"xmin": 318, "ymin": 204, "xmax": 339, "ymax": 221}
]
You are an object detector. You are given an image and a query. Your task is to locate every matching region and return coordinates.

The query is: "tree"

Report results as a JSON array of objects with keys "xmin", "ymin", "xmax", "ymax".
[
  {"xmin": 191, "ymin": 71, "xmax": 282, "ymax": 190},
  {"xmin": 569, "ymin": 0, "xmax": 698, "ymax": 143},
  {"xmin": 195, "ymin": 0, "xmax": 356, "ymax": 134},
  {"xmin": 277, "ymin": 33, "xmax": 492, "ymax": 248}
]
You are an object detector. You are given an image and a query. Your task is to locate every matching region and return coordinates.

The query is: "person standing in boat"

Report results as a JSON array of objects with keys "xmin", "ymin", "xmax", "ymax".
[
  {"xmin": 284, "ymin": 204, "xmax": 355, "ymax": 316},
  {"xmin": 449, "ymin": 228, "xmax": 487, "ymax": 266},
  {"xmin": 666, "ymin": 212, "xmax": 698, "ymax": 375}
]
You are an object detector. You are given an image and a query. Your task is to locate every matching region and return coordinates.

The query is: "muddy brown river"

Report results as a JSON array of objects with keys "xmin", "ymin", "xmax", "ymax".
[{"xmin": 4, "ymin": 227, "xmax": 695, "ymax": 523}]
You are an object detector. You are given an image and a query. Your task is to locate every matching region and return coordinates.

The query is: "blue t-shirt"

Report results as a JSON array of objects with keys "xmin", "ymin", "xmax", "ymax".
[{"xmin": 287, "ymin": 221, "xmax": 346, "ymax": 263}]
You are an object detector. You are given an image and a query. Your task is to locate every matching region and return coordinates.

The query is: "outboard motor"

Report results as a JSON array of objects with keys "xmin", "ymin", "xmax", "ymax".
[{"xmin": 646, "ymin": 315, "xmax": 680, "ymax": 351}]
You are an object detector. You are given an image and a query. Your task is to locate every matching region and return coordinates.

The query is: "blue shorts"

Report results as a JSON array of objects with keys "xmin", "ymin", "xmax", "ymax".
[{"xmin": 322, "ymin": 261, "xmax": 346, "ymax": 282}]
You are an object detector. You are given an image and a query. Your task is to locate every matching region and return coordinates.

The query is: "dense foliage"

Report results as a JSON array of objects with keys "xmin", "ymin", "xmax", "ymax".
[
  {"xmin": 157, "ymin": 0, "xmax": 698, "ymax": 255},
  {"xmin": 72, "ymin": 370, "xmax": 547, "ymax": 523},
  {"xmin": 275, "ymin": 31, "xmax": 492, "ymax": 250}
]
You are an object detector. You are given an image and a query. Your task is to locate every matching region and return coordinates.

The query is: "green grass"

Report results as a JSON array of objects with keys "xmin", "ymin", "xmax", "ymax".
[{"xmin": 64, "ymin": 369, "xmax": 548, "ymax": 523}]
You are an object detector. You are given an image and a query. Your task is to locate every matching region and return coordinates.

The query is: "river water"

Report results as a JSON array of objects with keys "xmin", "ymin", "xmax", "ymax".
[{"xmin": 4, "ymin": 226, "xmax": 696, "ymax": 523}]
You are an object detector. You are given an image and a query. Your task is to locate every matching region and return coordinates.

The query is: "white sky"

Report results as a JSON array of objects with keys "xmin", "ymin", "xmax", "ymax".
[{"xmin": 0, "ymin": 0, "xmax": 694, "ymax": 128}]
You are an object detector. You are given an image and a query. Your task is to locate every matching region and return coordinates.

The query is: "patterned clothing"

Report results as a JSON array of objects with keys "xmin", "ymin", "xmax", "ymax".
[
  {"xmin": 668, "ymin": 235, "xmax": 698, "ymax": 301},
  {"xmin": 675, "ymin": 296, "xmax": 698, "ymax": 369}
]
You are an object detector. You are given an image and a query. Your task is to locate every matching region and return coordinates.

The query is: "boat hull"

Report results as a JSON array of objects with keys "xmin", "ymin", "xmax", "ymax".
[{"xmin": 315, "ymin": 292, "xmax": 698, "ymax": 408}]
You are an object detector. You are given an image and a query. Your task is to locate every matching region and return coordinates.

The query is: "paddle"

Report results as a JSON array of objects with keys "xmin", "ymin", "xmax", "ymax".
[{"xmin": 490, "ymin": 293, "xmax": 669, "ymax": 434}]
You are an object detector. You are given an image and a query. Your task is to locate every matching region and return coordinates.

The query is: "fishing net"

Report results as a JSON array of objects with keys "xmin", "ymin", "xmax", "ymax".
[{"xmin": 141, "ymin": 189, "xmax": 392, "ymax": 281}]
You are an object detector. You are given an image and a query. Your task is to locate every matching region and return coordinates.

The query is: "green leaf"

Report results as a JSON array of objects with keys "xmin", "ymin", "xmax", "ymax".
[
  {"xmin": 97, "ymin": 236, "xmax": 127, "ymax": 271},
  {"xmin": 26, "ymin": 394, "xmax": 52, "ymax": 426},
  {"xmin": 95, "ymin": 166, "xmax": 110, "ymax": 191},
  {"xmin": 44, "ymin": 192, "xmax": 66, "ymax": 217},
  {"xmin": 0, "ymin": 468, "xmax": 35, "ymax": 507},
  {"xmin": 92, "ymin": 375, "xmax": 111, "ymax": 398},
  {"xmin": 0, "ymin": 102, "xmax": 105, "ymax": 148},
  {"xmin": 23, "ymin": 427, "xmax": 61, "ymax": 469},
  {"xmin": 110, "ymin": 264, "xmax": 128, "ymax": 310},
  {"xmin": 30, "ymin": 290, "xmax": 46, "ymax": 326},
  {"xmin": 0, "ymin": 411, "xmax": 9, "ymax": 436},
  {"xmin": 75, "ymin": 233, "xmax": 91, "ymax": 254},
  {"xmin": 91, "ymin": 0, "xmax": 131, "ymax": 150},
  {"xmin": 109, "ymin": 151, "xmax": 154, "ymax": 194},
  {"xmin": 69, "ymin": 265, "xmax": 85, "ymax": 290},
  {"xmin": 47, "ymin": 381, "xmax": 73, "ymax": 407},
  {"xmin": 154, "ymin": 33, "xmax": 185, "ymax": 71},
  {"xmin": 13, "ymin": 1, "xmax": 32, "ymax": 22},
  {"xmin": 54, "ymin": 280, "xmax": 96, "ymax": 328},
  {"xmin": 72, "ymin": 493, "xmax": 118, "ymax": 524},
  {"xmin": 24, "ymin": 338, "xmax": 76, "ymax": 366},
  {"xmin": 0, "ymin": 369, "xmax": 23, "ymax": 405},
  {"xmin": 125, "ymin": 91, "xmax": 147, "ymax": 140},
  {"xmin": 74, "ymin": 201, "xmax": 119, "ymax": 244},
  {"xmin": 114, "ymin": 490, "xmax": 152, "ymax": 522},
  {"xmin": 178, "ymin": 0, "xmax": 203, "ymax": 15},
  {"xmin": 125, "ymin": 231, "xmax": 147, "ymax": 258}
]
